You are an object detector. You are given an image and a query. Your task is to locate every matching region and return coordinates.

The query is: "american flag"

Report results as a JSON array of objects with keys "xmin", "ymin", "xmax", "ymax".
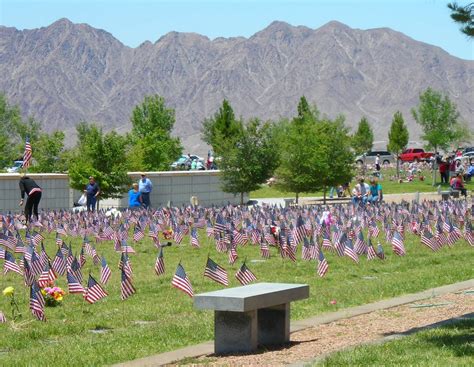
[
  {"xmin": 376, "ymin": 242, "xmax": 385, "ymax": 260},
  {"xmin": 22, "ymin": 138, "xmax": 32, "ymax": 169},
  {"xmin": 154, "ymin": 247, "xmax": 165, "ymax": 276},
  {"xmin": 366, "ymin": 239, "xmax": 378, "ymax": 260},
  {"xmin": 227, "ymin": 245, "xmax": 238, "ymax": 265},
  {"xmin": 121, "ymin": 268, "xmax": 136, "ymax": 300},
  {"xmin": 317, "ymin": 250, "xmax": 329, "ymax": 277},
  {"xmin": 23, "ymin": 258, "xmax": 35, "ymax": 286},
  {"xmin": 260, "ymin": 240, "xmax": 270, "ymax": 259},
  {"xmin": 133, "ymin": 224, "xmax": 145, "ymax": 242},
  {"xmin": 172, "ymin": 264, "xmax": 194, "ymax": 298},
  {"xmin": 120, "ymin": 240, "xmax": 135, "ymax": 254},
  {"xmin": 421, "ymin": 229, "xmax": 438, "ymax": 252},
  {"xmin": 38, "ymin": 260, "xmax": 57, "ymax": 288},
  {"xmin": 84, "ymin": 275, "xmax": 108, "ymax": 304},
  {"xmin": 235, "ymin": 262, "xmax": 257, "ymax": 285},
  {"xmin": 118, "ymin": 252, "xmax": 133, "ymax": 279},
  {"xmin": 173, "ymin": 227, "xmax": 184, "ymax": 244},
  {"xmin": 206, "ymin": 220, "xmax": 214, "ymax": 237},
  {"xmin": 190, "ymin": 228, "xmax": 200, "ymax": 248},
  {"xmin": 67, "ymin": 270, "xmax": 85, "ymax": 294},
  {"xmin": 52, "ymin": 248, "xmax": 66, "ymax": 276},
  {"xmin": 204, "ymin": 257, "xmax": 229, "ymax": 286},
  {"xmin": 0, "ymin": 311, "xmax": 6, "ymax": 323},
  {"xmin": 391, "ymin": 231, "xmax": 406, "ymax": 256},
  {"xmin": 354, "ymin": 231, "xmax": 368, "ymax": 255},
  {"xmin": 302, "ymin": 237, "xmax": 312, "ymax": 260},
  {"xmin": 30, "ymin": 282, "xmax": 45, "ymax": 321},
  {"xmin": 100, "ymin": 256, "xmax": 111, "ymax": 285},
  {"xmin": 344, "ymin": 239, "xmax": 359, "ymax": 263},
  {"xmin": 0, "ymin": 233, "xmax": 15, "ymax": 251},
  {"xmin": 30, "ymin": 250, "xmax": 43, "ymax": 275},
  {"xmin": 4, "ymin": 251, "xmax": 22, "ymax": 275},
  {"xmin": 70, "ymin": 256, "xmax": 83, "ymax": 283},
  {"xmin": 0, "ymin": 246, "xmax": 5, "ymax": 260}
]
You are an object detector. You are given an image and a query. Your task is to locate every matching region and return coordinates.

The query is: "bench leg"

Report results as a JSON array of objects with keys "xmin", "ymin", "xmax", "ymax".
[
  {"xmin": 258, "ymin": 303, "xmax": 290, "ymax": 346},
  {"xmin": 214, "ymin": 310, "xmax": 257, "ymax": 354}
]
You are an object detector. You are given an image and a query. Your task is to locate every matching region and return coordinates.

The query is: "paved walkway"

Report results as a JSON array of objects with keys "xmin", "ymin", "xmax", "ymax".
[
  {"xmin": 113, "ymin": 279, "xmax": 474, "ymax": 367},
  {"xmin": 251, "ymin": 192, "xmax": 442, "ymax": 207}
]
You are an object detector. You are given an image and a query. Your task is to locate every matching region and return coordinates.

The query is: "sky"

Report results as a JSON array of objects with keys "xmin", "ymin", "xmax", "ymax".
[{"xmin": 0, "ymin": 0, "xmax": 473, "ymax": 60}]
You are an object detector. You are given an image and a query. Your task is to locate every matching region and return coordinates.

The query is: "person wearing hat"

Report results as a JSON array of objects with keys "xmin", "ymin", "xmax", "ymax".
[
  {"xmin": 138, "ymin": 173, "xmax": 152, "ymax": 209},
  {"xmin": 85, "ymin": 176, "xmax": 100, "ymax": 212},
  {"xmin": 19, "ymin": 174, "xmax": 42, "ymax": 224}
]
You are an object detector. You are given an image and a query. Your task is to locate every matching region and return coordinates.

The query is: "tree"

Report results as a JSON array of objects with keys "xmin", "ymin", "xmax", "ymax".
[
  {"xmin": 201, "ymin": 99, "xmax": 243, "ymax": 156},
  {"xmin": 29, "ymin": 131, "xmax": 66, "ymax": 173},
  {"xmin": 293, "ymin": 96, "xmax": 319, "ymax": 125},
  {"xmin": 275, "ymin": 109, "xmax": 354, "ymax": 203},
  {"xmin": 68, "ymin": 122, "xmax": 131, "ymax": 200},
  {"xmin": 448, "ymin": 2, "xmax": 474, "ymax": 37},
  {"xmin": 351, "ymin": 116, "xmax": 374, "ymax": 156},
  {"xmin": 387, "ymin": 111, "xmax": 409, "ymax": 178},
  {"xmin": 129, "ymin": 95, "xmax": 183, "ymax": 171},
  {"xmin": 0, "ymin": 93, "xmax": 23, "ymax": 168},
  {"xmin": 411, "ymin": 88, "xmax": 461, "ymax": 185},
  {"xmin": 219, "ymin": 118, "xmax": 278, "ymax": 204}
]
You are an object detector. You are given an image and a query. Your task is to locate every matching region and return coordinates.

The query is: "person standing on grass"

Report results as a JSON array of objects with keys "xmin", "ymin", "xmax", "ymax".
[
  {"xmin": 85, "ymin": 176, "xmax": 100, "ymax": 212},
  {"xmin": 138, "ymin": 173, "xmax": 152, "ymax": 209},
  {"xmin": 19, "ymin": 174, "xmax": 42, "ymax": 224}
]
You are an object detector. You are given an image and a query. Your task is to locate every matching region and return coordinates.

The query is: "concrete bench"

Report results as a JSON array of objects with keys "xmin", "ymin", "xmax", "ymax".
[{"xmin": 194, "ymin": 282, "xmax": 309, "ymax": 354}]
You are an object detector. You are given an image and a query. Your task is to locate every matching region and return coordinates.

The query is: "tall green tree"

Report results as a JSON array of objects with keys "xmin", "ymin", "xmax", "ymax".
[
  {"xmin": 387, "ymin": 111, "xmax": 409, "ymax": 178},
  {"xmin": 351, "ymin": 116, "xmax": 374, "ymax": 156},
  {"xmin": 275, "ymin": 111, "xmax": 353, "ymax": 203},
  {"xmin": 201, "ymin": 99, "xmax": 243, "ymax": 156},
  {"xmin": 448, "ymin": 2, "xmax": 474, "ymax": 37},
  {"xmin": 129, "ymin": 95, "xmax": 183, "ymax": 171},
  {"xmin": 29, "ymin": 131, "xmax": 66, "ymax": 173},
  {"xmin": 411, "ymin": 88, "xmax": 462, "ymax": 185},
  {"xmin": 293, "ymin": 96, "xmax": 319, "ymax": 125},
  {"xmin": 219, "ymin": 118, "xmax": 278, "ymax": 204},
  {"xmin": 68, "ymin": 122, "xmax": 131, "ymax": 200},
  {"xmin": 0, "ymin": 93, "xmax": 23, "ymax": 168}
]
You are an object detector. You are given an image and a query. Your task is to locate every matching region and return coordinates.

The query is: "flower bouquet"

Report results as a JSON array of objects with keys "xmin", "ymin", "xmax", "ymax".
[
  {"xmin": 3, "ymin": 286, "xmax": 21, "ymax": 321},
  {"xmin": 41, "ymin": 286, "xmax": 65, "ymax": 307}
]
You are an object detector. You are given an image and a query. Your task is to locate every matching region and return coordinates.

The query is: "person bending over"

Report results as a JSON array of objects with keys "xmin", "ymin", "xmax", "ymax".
[{"xmin": 19, "ymin": 174, "xmax": 42, "ymax": 224}]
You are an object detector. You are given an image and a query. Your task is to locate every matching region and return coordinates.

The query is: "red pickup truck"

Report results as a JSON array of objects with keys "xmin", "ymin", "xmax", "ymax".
[{"xmin": 399, "ymin": 148, "xmax": 434, "ymax": 162}]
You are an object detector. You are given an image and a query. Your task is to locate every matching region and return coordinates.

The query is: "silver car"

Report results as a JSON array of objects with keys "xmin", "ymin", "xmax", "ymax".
[{"xmin": 355, "ymin": 151, "xmax": 394, "ymax": 165}]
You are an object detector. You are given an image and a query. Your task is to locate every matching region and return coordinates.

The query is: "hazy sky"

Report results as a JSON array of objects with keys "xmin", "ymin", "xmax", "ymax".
[{"xmin": 1, "ymin": 0, "xmax": 473, "ymax": 60}]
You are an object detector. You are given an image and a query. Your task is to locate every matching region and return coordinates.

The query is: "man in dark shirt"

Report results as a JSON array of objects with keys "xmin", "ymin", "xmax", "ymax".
[
  {"xmin": 19, "ymin": 175, "xmax": 42, "ymax": 224},
  {"xmin": 85, "ymin": 176, "xmax": 100, "ymax": 212}
]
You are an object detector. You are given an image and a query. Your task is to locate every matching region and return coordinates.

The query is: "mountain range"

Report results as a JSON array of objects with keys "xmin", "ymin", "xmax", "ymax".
[{"xmin": 0, "ymin": 18, "xmax": 473, "ymax": 153}]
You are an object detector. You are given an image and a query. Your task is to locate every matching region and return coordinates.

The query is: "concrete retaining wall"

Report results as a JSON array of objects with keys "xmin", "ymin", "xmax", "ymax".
[{"xmin": 0, "ymin": 171, "xmax": 246, "ymax": 212}]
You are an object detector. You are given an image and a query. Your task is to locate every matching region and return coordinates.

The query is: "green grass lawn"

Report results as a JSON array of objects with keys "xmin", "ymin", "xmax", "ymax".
[
  {"xmin": 316, "ymin": 318, "xmax": 474, "ymax": 366},
  {"xmin": 0, "ymin": 231, "xmax": 473, "ymax": 366},
  {"xmin": 251, "ymin": 168, "xmax": 474, "ymax": 198}
]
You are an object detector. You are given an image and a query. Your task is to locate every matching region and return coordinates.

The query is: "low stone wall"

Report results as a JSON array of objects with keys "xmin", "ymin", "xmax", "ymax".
[
  {"xmin": 0, "ymin": 171, "xmax": 247, "ymax": 212},
  {"xmin": 0, "ymin": 173, "xmax": 71, "ymax": 212}
]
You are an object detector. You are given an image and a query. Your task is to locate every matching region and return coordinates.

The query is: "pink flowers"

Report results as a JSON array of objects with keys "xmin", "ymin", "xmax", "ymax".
[
  {"xmin": 330, "ymin": 299, "xmax": 337, "ymax": 305},
  {"xmin": 41, "ymin": 285, "xmax": 65, "ymax": 306}
]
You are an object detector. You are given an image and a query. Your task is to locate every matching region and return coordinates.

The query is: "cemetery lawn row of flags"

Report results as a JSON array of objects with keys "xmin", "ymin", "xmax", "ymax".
[{"xmin": 1, "ymin": 198, "xmax": 473, "ymax": 322}]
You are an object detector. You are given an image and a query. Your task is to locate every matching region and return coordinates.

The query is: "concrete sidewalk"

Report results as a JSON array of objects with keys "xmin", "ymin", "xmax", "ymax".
[
  {"xmin": 251, "ymin": 192, "xmax": 442, "ymax": 207},
  {"xmin": 113, "ymin": 279, "xmax": 474, "ymax": 367}
]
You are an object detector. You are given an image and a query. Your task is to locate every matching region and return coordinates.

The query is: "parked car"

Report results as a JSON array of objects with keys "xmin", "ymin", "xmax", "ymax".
[
  {"xmin": 355, "ymin": 151, "xmax": 394, "ymax": 165},
  {"xmin": 454, "ymin": 151, "xmax": 474, "ymax": 162},
  {"xmin": 6, "ymin": 160, "xmax": 23, "ymax": 173},
  {"xmin": 170, "ymin": 155, "xmax": 205, "ymax": 170},
  {"xmin": 463, "ymin": 147, "xmax": 474, "ymax": 154},
  {"xmin": 398, "ymin": 148, "xmax": 434, "ymax": 162}
]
